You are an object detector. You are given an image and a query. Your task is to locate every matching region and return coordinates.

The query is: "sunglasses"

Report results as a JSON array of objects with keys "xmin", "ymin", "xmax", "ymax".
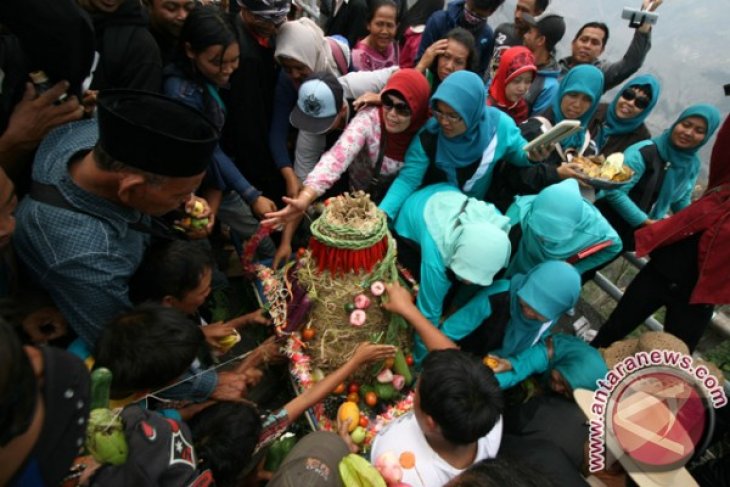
[
  {"xmin": 381, "ymin": 98, "xmax": 412, "ymax": 117},
  {"xmin": 620, "ymin": 89, "xmax": 650, "ymax": 110},
  {"xmin": 432, "ymin": 108, "xmax": 462, "ymax": 124}
]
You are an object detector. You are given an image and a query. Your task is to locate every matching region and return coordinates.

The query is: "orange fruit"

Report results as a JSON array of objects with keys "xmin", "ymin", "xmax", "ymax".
[
  {"xmin": 399, "ymin": 451, "xmax": 416, "ymax": 469},
  {"xmin": 333, "ymin": 382, "xmax": 346, "ymax": 395},
  {"xmin": 301, "ymin": 327, "xmax": 316, "ymax": 341},
  {"xmin": 337, "ymin": 402, "xmax": 360, "ymax": 432},
  {"xmin": 346, "ymin": 392, "xmax": 360, "ymax": 404},
  {"xmin": 364, "ymin": 391, "xmax": 378, "ymax": 407}
]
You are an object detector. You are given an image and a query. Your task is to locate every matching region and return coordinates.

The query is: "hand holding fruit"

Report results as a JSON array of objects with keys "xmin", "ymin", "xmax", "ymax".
[
  {"xmin": 176, "ymin": 195, "xmax": 214, "ymax": 239},
  {"xmin": 381, "ymin": 282, "xmax": 416, "ymax": 317}
]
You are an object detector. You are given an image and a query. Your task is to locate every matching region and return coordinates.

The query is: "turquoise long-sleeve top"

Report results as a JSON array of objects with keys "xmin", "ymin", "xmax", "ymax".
[
  {"xmin": 597, "ymin": 139, "xmax": 696, "ymax": 228},
  {"xmin": 380, "ymin": 110, "xmax": 531, "ymax": 221},
  {"xmin": 394, "ymin": 183, "xmax": 511, "ymax": 364},
  {"xmin": 598, "ymin": 104, "xmax": 722, "ymax": 228},
  {"xmin": 496, "ymin": 334, "xmax": 608, "ymax": 391}
]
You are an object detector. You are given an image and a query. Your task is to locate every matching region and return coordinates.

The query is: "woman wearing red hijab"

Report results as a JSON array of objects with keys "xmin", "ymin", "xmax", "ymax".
[
  {"xmin": 592, "ymin": 114, "xmax": 730, "ymax": 352},
  {"xmin": 264, "ymin": 69, "xmax": 431, "ymax": 265},
  {"xmin": 487, "ymin": 46, "xmax": 537, "ymax": 124}
]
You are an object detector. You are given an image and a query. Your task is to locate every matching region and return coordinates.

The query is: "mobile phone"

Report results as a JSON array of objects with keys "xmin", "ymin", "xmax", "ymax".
[{"xmin": 621, "ymin": 7, "xmax": 659, "ymax": 28}]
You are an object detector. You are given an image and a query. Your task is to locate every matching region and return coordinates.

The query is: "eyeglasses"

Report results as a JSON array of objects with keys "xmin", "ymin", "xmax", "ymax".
[
  {"xmin": 620, "ymin": 89, "xmax": 650, "ymax": 110},
  {"xmin": 432, "ymin": 109, "xmax": 462, "ymax": 124},
  {"xmin": 381, "ymin": 98, "xmax": 412, "ymax": 117}
]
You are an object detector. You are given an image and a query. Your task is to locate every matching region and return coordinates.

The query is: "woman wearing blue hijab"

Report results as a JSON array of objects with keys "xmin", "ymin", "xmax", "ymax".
[
  {"xmin": 505, "ymin": 179, "xmax": 622, "ymax": 277},
  {"xmin": 595, "ymin": 103, "xmax": 721, "ymax": 250},
  {"xmin": 589, "ymin": 74, "xmax": 661, "ymax": 156},
  {"xmin": 487, "ymin": 65, "xmax": 605, "ymax": 212},
  {"xmin": 449, "ymin": 261, "xmax": 582, "ymax": 359},
  {"xmin": 379, "ymin": 70, "xmax": 534, "ymax": 220},
  {"xmin": 379, "ymin": 261, "xmax": 581, "ymax": 367}
]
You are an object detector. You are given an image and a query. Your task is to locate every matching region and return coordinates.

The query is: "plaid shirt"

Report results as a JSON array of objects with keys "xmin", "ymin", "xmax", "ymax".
[{"xmin": 14, "ymin": 118, "xmax": 150, "ymax": 347}]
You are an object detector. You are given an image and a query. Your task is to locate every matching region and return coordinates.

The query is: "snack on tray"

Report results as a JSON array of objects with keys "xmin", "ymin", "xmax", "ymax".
[{"xmin": 573, "ymin": 152, "xmax": 633, "ymax": 182}]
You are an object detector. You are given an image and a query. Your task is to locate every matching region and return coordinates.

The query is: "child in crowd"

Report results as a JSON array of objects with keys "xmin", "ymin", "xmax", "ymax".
[
  {"xmin": 129, "ymin": 240, "xmax": 270, "ymax": 353},
  {"xmin": 188, "ymin": 342, "xmax": 396, "ymax": 487},
  {"xmin": 370, "ymin": 348, "xmax": 504, "ymax": 485},
  {"xmin": 94, "ymin": 304, "xmax": 270, "ymax": 410}
]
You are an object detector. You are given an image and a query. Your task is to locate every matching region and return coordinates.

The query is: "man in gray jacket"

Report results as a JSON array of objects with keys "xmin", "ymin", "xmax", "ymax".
[{"xmin": 558, "ymin": 0, "xmax": 661, "ymax": 91}]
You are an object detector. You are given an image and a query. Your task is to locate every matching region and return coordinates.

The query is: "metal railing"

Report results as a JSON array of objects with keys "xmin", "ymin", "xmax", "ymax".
[{"xmin": 593, "ymin": 252, "xmax": 730, "ymax": 395}]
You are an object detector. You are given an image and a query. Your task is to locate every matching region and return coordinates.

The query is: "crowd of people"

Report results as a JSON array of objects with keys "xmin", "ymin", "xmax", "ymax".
[{"xmin": 1, "ymin": 0, "xmax": 728, "ymax": 485}]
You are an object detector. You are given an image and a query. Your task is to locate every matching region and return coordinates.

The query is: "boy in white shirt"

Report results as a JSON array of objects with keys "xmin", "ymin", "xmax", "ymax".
[{"xmin": 370, "ymin": 349, "xmax": 504, "ymax": 486}]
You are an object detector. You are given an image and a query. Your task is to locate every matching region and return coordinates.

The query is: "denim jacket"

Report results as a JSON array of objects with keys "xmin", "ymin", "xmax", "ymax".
[{"xmin": 164, "ymin": 68, "xmax": 262, "ymax": 204}]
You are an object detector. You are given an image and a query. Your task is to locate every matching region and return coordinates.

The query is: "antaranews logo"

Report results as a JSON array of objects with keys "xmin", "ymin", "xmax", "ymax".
[{"xmin": 587, "ymin": 350, "xmax": 727, "ymax": 473}]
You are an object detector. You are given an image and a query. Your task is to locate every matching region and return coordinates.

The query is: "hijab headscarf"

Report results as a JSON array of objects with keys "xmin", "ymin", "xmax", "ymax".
[
  {"xmin": 595, "ymin": 74, "xmax": 661, "ymax": 151},
  {"xmin": 649, "ymin": 104, "xmax": 721, "ymax": 219},
  {"xmin": 487, "ymin": 46, "xmax": 536, "ymax": 124},
  {"xmin": 552, "ymin": 65, "xmax": 604, "ymax": 149},
  {"xmin": 275, "ymin": 18, "xmax": 341, "ymax": 76},
  {"xmin": 425, "ymin": 189, "xmax": 511, "ymax": 286},
  {"xmin": 379, "ymin": 69, "xmax": 431, "ymax": 161},
  {"xmin": 552, "ymin": 334, "xmax": 608, "ymax": 391},
  {"xmin": 497, "ymin": 261, "xmax": 581, "ymax": 357},
  {"xmin": 506, "ymin": 179, "xmax": 610, "ymax": 276},
  {"xmin": 427, "ymin": 70, "xmax": 501, "ymax": 176},
  {"xmin": 636, "ymin": 114, "xmax": 730, "ymax": 305}
]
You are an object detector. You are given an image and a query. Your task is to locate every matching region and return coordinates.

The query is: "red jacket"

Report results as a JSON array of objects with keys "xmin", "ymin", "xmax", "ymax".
[{"xmin": 635, "ymin": 115, "xmax": 730, "ymax": 305}]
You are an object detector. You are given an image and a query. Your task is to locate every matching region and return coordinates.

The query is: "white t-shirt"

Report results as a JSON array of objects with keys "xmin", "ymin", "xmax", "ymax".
[{"xmin": 370, "ymin": 412, "xmax": 503, "ymax": 486}]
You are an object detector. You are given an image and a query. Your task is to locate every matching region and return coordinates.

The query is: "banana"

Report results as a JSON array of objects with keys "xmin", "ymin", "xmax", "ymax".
[{"xmin": 339, "ymin": 454, "xmax": 386, "ymax": 487}]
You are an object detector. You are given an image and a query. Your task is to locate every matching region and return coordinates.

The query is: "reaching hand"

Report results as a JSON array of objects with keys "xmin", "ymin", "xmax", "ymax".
[
  {"xmin": 350, "ymin": 342, "xmax": 397, "ymax": 367},
  {"xmin": 380, "ymin": 282, "xmax": 416, "ymax": 317},
  {"xmin": 0, "ymin": 81, "xmax": 83, "ymax": 157},
  {"xmin": 252, "ymin": 195, "xmax": 278, "ymax": 220},
  {"xmin": 353, "ymin": 92, "xmax": 382, "ymax": 112},
  {"xmin": 261, "ymin": 190, "xmax": 313, "ymax": 227},
  {"xmin": 526, "ymin": 144, "xmax": 555, "ymax": 162},
  {"xmin": 201, "ymin": 322, "xmax": 236, "ymax": 352},
  {"xmin": 272, "ymin": 241, "xmax": 292, "ymax": 269},
  {"xmin": 211, "ymin": 371, "xmax": 249, "ymax": 401}
]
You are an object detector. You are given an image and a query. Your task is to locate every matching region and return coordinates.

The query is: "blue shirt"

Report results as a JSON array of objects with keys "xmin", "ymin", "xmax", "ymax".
[{"xmin": 14, "ymin": 119, "xmax": 149, "ymax": 348}]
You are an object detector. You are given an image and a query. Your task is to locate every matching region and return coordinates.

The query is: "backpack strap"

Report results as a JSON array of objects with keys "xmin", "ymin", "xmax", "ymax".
[
  {"xmin": 326, "ymin": 37, "xmax": 349, "ymax": 75},
  {"xmin": 29, "ymin": 182, "xmax": 181, "ymax": 240},
  {"xmin": 636, "ymin": 143, "xmax": 668, "ymax": 212}
]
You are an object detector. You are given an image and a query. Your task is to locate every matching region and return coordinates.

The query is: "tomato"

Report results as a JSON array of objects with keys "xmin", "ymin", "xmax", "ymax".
[
  {"xmin": 346, "ymin": 392, "xmax": 360, "ymax": 404},
  {"xmin": 348, "ymin": 383, "xmax": 360, "ymax": 394},
  {"xmin": 333, "ymin": 382, "xmax": 346, "ymax": 395},
  {"xmin": 405, "ymin": 355, "xmax": 414, "ymax": 366},
  {"xmin": 364, "ymin": 391, "xmax": 378, "ymax": 407},
  {"xmin": 359, "ymin": 416, "xmax": 369, "ymax": 427},
  {"xmin": 296, "ymin": 247, "xmax": 306, "ymax": 259},
  {"xmin": 301, "ymin": 327, "xmax": 316, "ymax": 341}
]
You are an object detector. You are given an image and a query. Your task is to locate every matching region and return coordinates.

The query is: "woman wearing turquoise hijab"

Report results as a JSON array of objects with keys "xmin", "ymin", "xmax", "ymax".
[
  {"xmin": 378, "ymin": 261, "xmax": 581, "ymax": 367},
  {"xmin": 589, "ymin": 74, "xmax": 661, "ymax": 156},
  {"xmin": 392, "ymin": 183, "xmax": 512, "ymax": 363},
  {"xmin": 494, "ymin": 334, "xmax": 608, "ymax": 394},
  {"xmin": 487, "ymin": 65, "xmax": 605, "ymax": 212},
  {"xmin": 595, "ymin": 103, "xmax": 721, "ymax": 250},
  {"xmin": 505, "ymin": 179, "xmax": 622, "ymax": 277},
  {"xmin": 379, "ymin": 70, "xmax": 535, "ymax": 221},
  {"xmin": 450, "ymin": 261, "xmax": 581, "ymax": 359}
]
